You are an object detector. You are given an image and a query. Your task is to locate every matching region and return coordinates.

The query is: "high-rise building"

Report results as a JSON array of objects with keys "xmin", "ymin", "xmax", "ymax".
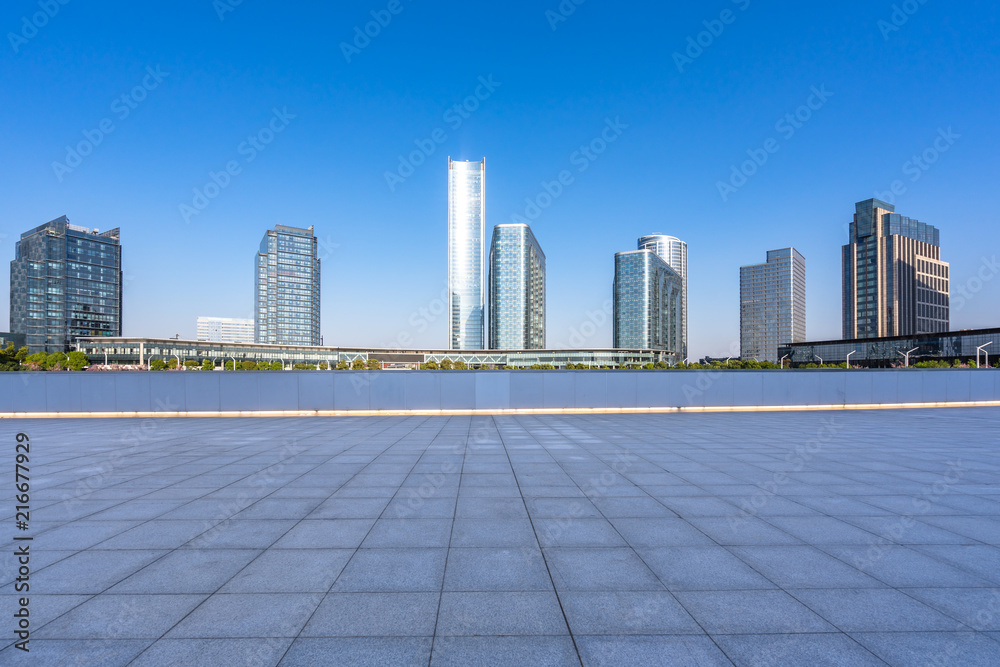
[
  {"xmin": 843, "ymin": 199, "xmax": 949, "ymax": 339},
  {"xmin": 10, "ymin": 216, "xmax": 122, "ymax": 353},
  {"xmin": 637, "ymin": 235, "xmax": 688, "ymax": 359},
  {"xmin": 489, "ymin": 224, "xmax": 546, "ymax": 350},
  {"xmin": 448, "ymin": 157, "xmax": 486, "ymax": 350},
  {"xmin": 197, "ymin": 316, "xmax": 255, "ymax": 344},
  {"xmin": 740, "ymin": 248, "xmax": 806, "ymax": 362},
  {"xmin": 255, "ymin": 224, "xmax": 321, "ymax": 346},
  {"xmin": 613, "ymin": 249, "xmax": 683, "ymax": 354}
]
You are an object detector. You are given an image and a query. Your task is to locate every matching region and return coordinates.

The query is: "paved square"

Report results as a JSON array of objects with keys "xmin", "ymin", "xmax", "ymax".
[{"xmin": 3, "ymin": 408, "xmax": 1000, "ymax": 665}]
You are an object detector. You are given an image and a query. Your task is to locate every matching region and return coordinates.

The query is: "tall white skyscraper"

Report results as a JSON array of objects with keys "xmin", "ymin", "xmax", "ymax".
[
  {"xmin": 740, "ymin": 248, "xmax": 806, "ymax": 362},
  {"xmin": 448, "ymin": 157, "xmax": 486, "ymax": 350},
  {"xmin": 638, "ymin": 235, "xmax": 688, "ymax": 360}
]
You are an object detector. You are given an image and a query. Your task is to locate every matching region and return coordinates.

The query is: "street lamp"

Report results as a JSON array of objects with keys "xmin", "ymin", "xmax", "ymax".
[
  {"xmin": 846, "ymin": 350, "xmax": 856, "ymax": 369},
  {"xmin": 227, "ymin": 355, "xmax": 236, "ymax": 371},
  {"xmin": 814, "ymin": 355, "xmax": 823, "ymax": 366},
  {"xmin": 897, "ymin": 347, "xmax": 919, "ymax": 368},
  {"xmin": 780, "ymin": 354, "xmax": 789, "ymax": 370},
  {"xmin": 977, "ymin": 342, "xmax": 993, "ymax": 369}
]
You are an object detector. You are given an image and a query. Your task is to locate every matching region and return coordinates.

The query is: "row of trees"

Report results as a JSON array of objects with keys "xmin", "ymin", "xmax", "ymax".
[
  {"xmin": 0, "ymin": 345, "xmax": 90, "ymax": 371},
  {"xmin": 147, "ymin": 358, "xmax": 386, "ymax": 371}
]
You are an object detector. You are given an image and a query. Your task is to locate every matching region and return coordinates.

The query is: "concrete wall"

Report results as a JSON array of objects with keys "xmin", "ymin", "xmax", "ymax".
[{"xmin": 1, "ymin": 370, "xmax": 999, "ymax": 414}]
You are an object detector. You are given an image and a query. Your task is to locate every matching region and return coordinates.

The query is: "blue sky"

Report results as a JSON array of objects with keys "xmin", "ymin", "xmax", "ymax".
[{"xmin": 2, "ymin": 1, "xmax": 998, "ymax": 358}]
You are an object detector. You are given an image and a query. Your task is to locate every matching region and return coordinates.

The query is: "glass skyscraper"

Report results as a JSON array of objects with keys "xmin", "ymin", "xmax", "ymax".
[
  {"xmin": 613, "ymin": 249, "xmax": 683, "ymax": 355},
  {"xmin": 740, "ymin": 248, "xmax": 806, "ymax": 362},
  {"xmin": 448, "ymin": 157, "xmax": 486, "ymax": 350},
  {"xmin": 843, "ymin": 199, "xmax": 949, "ymax": 339},
  {"xmin": 9, "ymin": 216, "xmax": 122, "ymax": 353},
  {"xmin": 255, "ymin": 224, "xmax": 321, "ymax": 346},
  {"xmin": 637, "ymin": 235, "xmax": 688, "ymax": 359},
  {"xmin": 489, "ymin": 224, "xmax": 546, "ymax": 350}
]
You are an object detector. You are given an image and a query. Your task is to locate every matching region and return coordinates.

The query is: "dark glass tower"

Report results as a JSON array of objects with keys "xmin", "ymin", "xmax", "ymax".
[{"xmin": 9, "ymin": 216, "xmax": 122, "ymax": 353}]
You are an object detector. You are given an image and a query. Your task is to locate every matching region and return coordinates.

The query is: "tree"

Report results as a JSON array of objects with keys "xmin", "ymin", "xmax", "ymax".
[
  {"xmin": 150, "ymin": 358, "xmax": 167, "ymax": 371},
  {"xmin": 318, "ymin": 362, "xmax": 329, "ymax": 370},
  {"xmin": 224, "ymin": 360, "xmax": 235, "ymax": 371},
  {"xmin": 268, "ymin": 361, "xmax": 283, "ymax": 371},
  {"xmin": 335, "ymin": 360, "xmax": 349, "ymax": 370},
  {"xmin": 367, "ymin": 358, "xmax": 382, "ymax": 370},
  {"xmin": 202, "ymin": 359, "xmax": 215, "ymax": 371},
  {"xmin": 67, "ymin": 351, "xmax": 90, "ymax": 371},
  {"xmin": 421, "ymin": 361, "xmax": 438, "ymax": 370},
  {"xmin": 440, "ymin": 359, "xmax": 454, "ymax": 370},
  {"xmin": 453, "ymin": 360, "xmax": 467, "ymax": 370},
  {"xmin": 0, "ymin": 343, "xmax": 23, "ymax": 371},
  {"xmin": 351, "ymin": 359, "xmax": 366, "ymax": 370},
  {"xmin": 241, "ymin": 361, "xmax": 258, "ymax": 371},
  {"xmin": 184, "ymin": 359, "xmax": 199, "ymax": 370},
  {"xmin": 167, "ymin": 358, "xmax": 179, "ymax": 370}
]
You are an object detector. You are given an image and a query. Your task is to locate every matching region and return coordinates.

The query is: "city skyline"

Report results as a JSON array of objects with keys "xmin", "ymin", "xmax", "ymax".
[{"xmin": 3, "ymin": 3, "xmax": 998, "ymax": 359}]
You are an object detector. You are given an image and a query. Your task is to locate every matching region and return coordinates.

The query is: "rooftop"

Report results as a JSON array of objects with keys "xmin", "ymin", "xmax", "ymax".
[{"xmin": 4, "ymin": 409, "xmax": 999, "ymax": 665}]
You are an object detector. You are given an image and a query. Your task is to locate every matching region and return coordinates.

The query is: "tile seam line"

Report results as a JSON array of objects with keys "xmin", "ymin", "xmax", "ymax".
[{"xmin": 4, "ymin": 401, "xmax": 1000, "ymax": 418}]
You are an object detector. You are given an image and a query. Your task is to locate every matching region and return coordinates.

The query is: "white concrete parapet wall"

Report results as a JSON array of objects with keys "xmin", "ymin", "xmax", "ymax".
[{"xmin": 1, "ymin": 370, "xmax": 999, "ymax": 415}]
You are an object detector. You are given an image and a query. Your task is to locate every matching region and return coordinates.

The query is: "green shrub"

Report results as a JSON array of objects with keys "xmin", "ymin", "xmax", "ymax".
[
  {"xmin": 150, "ymin": 358, "xmax": 167, "ymax": 371},
  {"xmin": 351, "ymin": 359, "xmax": 366, "ymax": 370},
  {"xmin": 318, "ymin": 362, "xmax": 329, "ymax": 370},
  {"xmin": 454, "ymin": 361, "xmax": 467, "ymax": 370},
  {"xmin": 184, "ymin": 360, "xmax": 199, "ymax": 370},
  {"xmin": 202, "ymin": 360, "xmax": 215, "ymax": 371},
  {"xmin": 367, "ymin": 358, "xmax": 382, "ymax": 370},
  {"xmin": 440, "ymin": 359, "xmax": 454, "ymax": 370}
]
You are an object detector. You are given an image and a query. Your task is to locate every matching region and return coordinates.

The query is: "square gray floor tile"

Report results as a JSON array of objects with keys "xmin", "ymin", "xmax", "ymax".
[
  {"xmin": 675, "ymin": 590, "xmax": 837, "ymax": 634},
  {"xmin": 561, "ymin": 591, "xmax": 702, "ymax": 634},
  {"xmin": 272, "ymin": 519, "xmax": 375, "ymax": 549},
  {"xmin": 220, "ymin": 549, "xmax": 354, "ymax": 593},
  {"xmin": 166, "ymin": 593, "xmax": 323, "ymax": 638},
  {"xmin": 109, "ymin": 549, "xmax": 260, "ymax": 594},
  {"xmin": 637, "ymin": 546, "xmax": 776, "ymax": 591},
  {"xmin": 575, "ymin": 635, "xmax": 732, "ymax": 667},
  {"xmin": 35, "ymin": 594, "xmax": 207, "ymax": 639},
  {"xmin": 535, "ymin": 518, "xmax": 627, "ymax": 547},
  {"xmin": 851, "ymin": 631, "xmax": 1000, "ymax": 666},
  {"xmin": 0, "ymin": 639, "xmax": 154, "ymax": 667},
  {"xmin": 301, "ymin": 592, "xmax": 439, "ymax": 637},
  {"xmin": 436, "ymin": 592, "xmax": 568, "ymax": 636},
  {"xmin": 712, "ymin": 633, "xmax": 886, "ymax": 666},
  {"xmin": 609, "ymin": 517, "xmax": 716, "ymax": 547},
  {"xmin": 450, "ymin": 518, "xmax": 538, "ymax": 547},
  {"xmin": 790, "ymin": 588, "xmax": 962, "ymax": 632},
  {"xmin": 279, "ymin": 637, "xmax": 433, "ymax": 666},
  {"xmin": 361, "ymin": 518, "xmax": 453, "ymax": 548},
  {"xmin": 130, "ymin": 638, "xmax": 293, "ymax": 667},
  {"xmin": 332, "ymin": 548, "xmax": 448, "ymax": 592},
  {"xmin": 729, "ymin": 546, "xmax": 884, "ymax": 588},
  {"xmin": 544, "ymin": 548, "xmax": 664, "ymax": 592},
  {"xmin": 444, "ymin": 547, "xmax": 553, "ymax": 591},
  {"xmin": 429, "ymin": 636, "xmax": 579, "ymax": 666}
]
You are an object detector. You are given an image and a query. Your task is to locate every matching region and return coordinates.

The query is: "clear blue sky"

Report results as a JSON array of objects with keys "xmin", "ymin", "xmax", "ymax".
[{"xmin": 2, "ymin": 1, "xmax": 998, "ymax": 358}]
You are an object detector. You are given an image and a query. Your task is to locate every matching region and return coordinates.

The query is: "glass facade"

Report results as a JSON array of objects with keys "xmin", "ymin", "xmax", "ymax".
[
  {"xmin": 9, "ymin": 216, "xmax": 122, "ymax": 353},
  {"xmin": 448, "ymin": 158, "xmax": 486, "ymax": 350},
  {"xmin": 779, "ymin": 328, "xmax": 1000, "ymax": 368},
  {"xmin": 76, "ymin": 337, "xmax": 671, "ymax": 369},
  {"xmin": 740, "ymin": 248, "xmax": 806, "ymax": 362},
  {"xmin": 489, "ymin": 224, "xmax": 545, "ymax": 350},
  {"xmin": 254, "ymin": 225, "xmax": 321, "ymax": 346},
  {"xmin": 637, "ymin": 235, "xmax": 688, "ymax": 359},
  {"xmin": 613, "ymin": 250, "xmax": 683, "ymax": 356},
  {"xmin": 843, "ymin": 199, "xmax": 949, "ymax": 339}
]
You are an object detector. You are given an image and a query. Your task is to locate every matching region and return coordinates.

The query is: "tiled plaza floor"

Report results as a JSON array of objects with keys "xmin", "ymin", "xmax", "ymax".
[{"xmin": 3, "ymin": 408, "xmax": 1000, "ymax": 666}]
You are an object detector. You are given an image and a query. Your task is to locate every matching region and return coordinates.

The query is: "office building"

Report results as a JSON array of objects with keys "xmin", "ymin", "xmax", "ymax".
[
  {"xmin": 613, "ymin": 249, "xmax": 683, "ymax": 356},
  {"xmin": 448, "ymin": 157, "xmax": 486, "ymax": 350},
  {"xmin": 197, "ymin": 317, "xmax": 255, "ymax": 344},
  {"xmin": 843, "ymin": 199, "xmax": 949, "ymax": 339},
  {"xmin": 489, "ymin": 224, "xmax": 546, "ymax": 350},
  {"xmin": 780, "ymin": 327, "xmax": 999, "ymax": 368},
  {"xmin": 9, "ymin": 216, "xmax": 122, "ymax": 353},
  {"xmin": 255, "ymin": 224, "xmax": 321, "ymax": 346},
  {"xmin": 77, "ymin": 336, "xmax": 671, "ymax": 369},
  {"xmin": 638, "ymin": 235, "xmax": 688, "ymax": 359},
  {"xmin": 740, "ymin": 248, "xmax": 806, "ymax": 363}
]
